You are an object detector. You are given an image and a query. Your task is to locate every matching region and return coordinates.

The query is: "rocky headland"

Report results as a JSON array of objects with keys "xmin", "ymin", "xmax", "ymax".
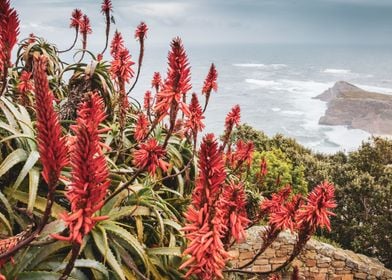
[{"xmin": 315, "ymin": 81, "xmax": 392, "ymax": 135}]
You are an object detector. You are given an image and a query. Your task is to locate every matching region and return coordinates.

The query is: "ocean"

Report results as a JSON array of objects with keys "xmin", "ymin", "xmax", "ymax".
[{"xmin": 126, "ymin": 43, "xmax": 392, "ymax": 154}]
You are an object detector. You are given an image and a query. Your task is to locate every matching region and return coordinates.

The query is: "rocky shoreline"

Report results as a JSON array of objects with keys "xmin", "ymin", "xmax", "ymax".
[{"xmin": 315, "ymin": 81, "xmax": 392, "ymax": 135}]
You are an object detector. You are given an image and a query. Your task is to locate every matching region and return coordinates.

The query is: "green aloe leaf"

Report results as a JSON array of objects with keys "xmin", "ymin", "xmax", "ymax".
[
  {"xmin": 12, "ymin": 150, "xmax": 40, "ymax": 191},
  {"xmin": 108, "ymin": 206, "xmax": 151, "ymax": 220},
  {"xmin": 0, "ymin": 148, "xmax": 28, "ymax": 178},
  {"xmin": 92, "ymin": 227, "xmax": 126, "ymax": 280},
  {"xmin": 27, "ymin": 168, "xmax": 40, "ymax": 213},
  {"xmin": 51, "ymin": 259, "xmax": 110, "ymax": 279},
  {"xmin": 17, "ymin": 271, "xmax": 77, "ymax": 280},
  {"xmin": 0, "ymin": 211, "xmax": 12, "ymax": 234},
  {"xmin": 4, "ymin": 189, "xmax": 66, "ymax": 218},
  {"xmin": 147, "ymin": 247, "xmax": 182, "ymax": 256}
]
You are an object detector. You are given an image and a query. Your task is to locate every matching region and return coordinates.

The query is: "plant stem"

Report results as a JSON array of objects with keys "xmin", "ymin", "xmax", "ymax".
[
  {"xmin": 60, "ymin": 243, "xmax": 81, "ymax": 280},
  {"xmin": 58, "ymin": 29, "xmax": 79, "ymax": 53}
]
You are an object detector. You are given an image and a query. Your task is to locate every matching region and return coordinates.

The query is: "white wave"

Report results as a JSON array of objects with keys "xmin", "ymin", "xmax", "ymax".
[
  {"xmin": 323, "ymin": 68, "xmax": 351, "ymax": 74},
  {"xmin": 324, "ymin": 126, "xmax": 370, "ymax": 152},
  {"xmin": 245, "ymin": 79, "xmax": 280, "ymax": 87},
  {"xmin": 233, "ymin": 63, "xmax": 287, "ymax": 69},
  {"xmin": 271, "ymin": 107, "xmax": 281, "ymax": 112},
  {"xmin": 245, "ymin": 78, "xmax": 332, "ymax": 97},
  {"xmin": 281, "ymin": 110, "xmax": 304, "ymax": 116}
]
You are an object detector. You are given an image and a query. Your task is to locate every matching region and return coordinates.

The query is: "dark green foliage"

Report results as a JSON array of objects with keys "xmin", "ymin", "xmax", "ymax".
[{"xmin": 234, "ymin": 124, "xmax": 392, "ymax": 269}]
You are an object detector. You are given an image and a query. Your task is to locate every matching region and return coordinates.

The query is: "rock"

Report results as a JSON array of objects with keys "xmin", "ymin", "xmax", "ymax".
[
  {"xmin": 314, "ymin": 81, "xmax": 392, "ymax": 135},
  {"xmin": 230, "ymin": 226, "xmax": 392, "ymax": 279}
]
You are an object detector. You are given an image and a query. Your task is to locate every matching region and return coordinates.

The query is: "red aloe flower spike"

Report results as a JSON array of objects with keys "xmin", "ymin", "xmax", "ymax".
[
  {"xmin": 202, "ymin": 63, "xmax": 218, "ymax": 112},
  {"xmin": 221, "ymin": 104, "xmax": 241, "ymax": 152},
  {"xmin": 259, "ymin": 182, "xmax": 337, "ymax": 274},
  {"xmin": 134, "ymin": 22, "xmax": 148, "ymax": 67},
  {"xmin": 135, "ymin": 21, "xmax": 148, "ymax": 41},
  {"xmin": 229, "ymin": 140, "xmax": 254, "ymax": 171},
  {"xmin": 79, "ymin": 14, "xmax": 92, "ymax": 50},
  {"xmin": 51, "ymin": 93, "xmax": 110, "ymax": 279},
  {"xmin": 52, "ymin": 92, "xmax": 109, "ymax": 244},
  {"xmin": 134, "ymin": 112, "xmax": 149, "ymax": 142},
  {"xmin": 143, "ymin": 90, "xmax": 152, "ymax": 114},
  {"xmin": 185, "ymin": 93, "xmax": 205, "ymax": 146},
  {"xmin": 0, "ymin": 0, "xmax": 20, "ymax": 95},
  {"xmin": 0, "ymin": 55, "xmax": 68, "ymax": 262},
  {"xmin": 59, "ymin": 9, "xmax": 82, "ymax": 53},
  {"xmin": 181, "ymin": 134, "xmax": 230, "ymax": 279},
  {"xmin": 269, "ymin": 194, "xmax": 302, "ymax": 233},
  {"xmin": 110, "ymin": 30, "xmax": 125, "ymax": 58},
  {"xmin": 33, "ymin": 55, "xmax": 68, "ymax": 188},
  {"xmin": 151, "ymin": 71, "xmax": 162, "ymax": 93},
  {"xmin": 18, "ymin": 71, "xmax": 33, "ymax": 94},
  {"xmin": 128, "ymin": 22, "xmax": 149, "ymax": 95},
  {"xmin": 110, "ymin": 48, "xmax": 134, "ymax": 84},
  {"xmin": 101, "ymin": 0, "xmax": 113, "ymax": 54},
  {"xmin": 219, "ymin": 182, "xmax": 250, "ymax": 243},
  {"xmin": 70, "ymin": 9, "xmax": 82, "ymax": 29},
  {"xmin": 260, "ymin": 184, "xmax": 292, "ymax": 214},
  {"xmin": 192, "ymin": 134, "xmax": 226, "ymax": 208},
  {"xmin": 17, "ymin": 71, "xmax": 34, "ymax": 106},
  {"xmin": 110, "ymin": 44, "xmax": 134, "ymax": 133},
  {"xmin": 297, "ymin": 181, "xmax": 337, "ymax": 232},
  {"xmin": 236, "ymin": 185, "xmax": 295, "ymax": 270},
  {"xmin": 155, "ymin": 37, "xmax": 191, "ymax": 147},
  {"xmin": 132, "ymin": 139, "xmax": 169, "ymax": 175}
]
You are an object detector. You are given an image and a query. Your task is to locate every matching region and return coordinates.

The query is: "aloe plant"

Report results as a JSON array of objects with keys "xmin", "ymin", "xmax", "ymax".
[{"xmin": 0, "ymin": 1, "xmax": 338, "ymax": 279}]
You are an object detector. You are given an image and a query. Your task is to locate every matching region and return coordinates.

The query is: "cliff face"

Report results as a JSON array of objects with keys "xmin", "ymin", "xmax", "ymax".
[{"xmin": 315, "ymin": 81, "xmax": 392, "ymax": 135}]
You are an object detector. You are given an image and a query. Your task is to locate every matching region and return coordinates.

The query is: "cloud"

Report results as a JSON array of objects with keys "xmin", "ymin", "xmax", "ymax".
[{"xmin": 130, "ymin": 2, "xmax": 191, "ymax": 18}]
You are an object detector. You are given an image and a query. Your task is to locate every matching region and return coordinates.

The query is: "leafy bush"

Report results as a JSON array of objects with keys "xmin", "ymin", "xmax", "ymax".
[{"xmin": 234, "ymin": 124, "xmax": 392, "ymax": 269}]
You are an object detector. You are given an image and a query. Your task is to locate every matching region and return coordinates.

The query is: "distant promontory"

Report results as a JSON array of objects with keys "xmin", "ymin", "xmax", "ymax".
[{"xmin": 315, "ymin": 81, "xmax": 392, "ymax": 135}]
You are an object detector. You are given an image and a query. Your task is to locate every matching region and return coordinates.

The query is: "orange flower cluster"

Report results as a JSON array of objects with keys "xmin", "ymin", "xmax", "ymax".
[
  {"xmin": 143, "ymin": 90, "xmax": 152, "ymax": 112},
  {"xmin": 297, "ymin": 181, "xmax": 337, "ymax": 232},
  {"xmin": 17, "ymin": 71, "xmax": 33, "ymax": 94},
  {"xmin": 101, "ymin": 0, "xmax": 112, "ymax": 15},
  {"xmin": 110, "ymin": 31, "xmax": 124, "ymax": 57},
  {"xmin": 227, "ymin": 140, "xmax": 254, "ymax": 170},
  {"xmin": 155, "ymin": 38, "xmax": 191, "ymax": 118},
  {"xmin": 202, "ymin": 63, "xmax": 218, "ymax": 111},
  {"xmin": 52, "ymin": 93, "xmax": 110, "ymax": 244},
  {"xmin": 135, "ymin": 22, "xmax": 148, "ymax": 41},
  {"xmin": 134, "ymin": 112, "xmax": 149, "ymax": 142},
  {"xmin": 225, "ymin": 104, "xmax": 241, "ymax": 131},
  {"xmin": 218, "ymin": 182, "xmax": 250, "ymax": 242},
  {"xmin": 221, "ymin": 105, "xmax": 241, "ymax": 151},
  {"xmin": 33, "ymin": 55, "xmax": 68, "ymax": 187},
  {"xmin": 182, "ymin": 134, "xmax": 249, "ymax": 279},
  {"xmin": 79, "ymin": 14, "xmax": 92, "ymax": 49},
  {"xmin": 260, "ymin": 182, "xmax": 336, "ymax": 256},
  {"xmin": 109, "ymin": 31, "xmax": 134, "ymax": 132},
  {"xmin": 133, "ymin": 139, "xmax": 169, "ymax": 175},
  {"xmin": 151, "ymin": 72, "xmax": 162, "ymax": 93},
  {"xmin": 69, "ymin": 9, "xmax": 82, "ymax": 30},
  {"xmin": 0, "ymin": 0, "xmax": 19, "ymax": 76},
  {"xmin": 185, "ymin": 93, "xmax": 205, "ymax": 143},
  {"xmin": 181, "ymin": 134, "xmax": 229, "ymax": 279}
]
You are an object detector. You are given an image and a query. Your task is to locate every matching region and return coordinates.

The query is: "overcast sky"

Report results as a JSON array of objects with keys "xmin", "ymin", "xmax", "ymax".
[{"xmin": 12, "ymin": 0, "xmax": 392, "ymax": 49}]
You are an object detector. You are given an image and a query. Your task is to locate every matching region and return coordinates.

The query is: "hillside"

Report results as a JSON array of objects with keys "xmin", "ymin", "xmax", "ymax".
[{"xmin": 315, "ymin": 81, "xmax": 392, "ymax": 135}]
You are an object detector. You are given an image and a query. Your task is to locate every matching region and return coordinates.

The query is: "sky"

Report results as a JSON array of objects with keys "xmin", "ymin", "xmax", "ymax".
[{"xmin": 11, "ymin": 0, "xmax": 392, "ymax": 50}]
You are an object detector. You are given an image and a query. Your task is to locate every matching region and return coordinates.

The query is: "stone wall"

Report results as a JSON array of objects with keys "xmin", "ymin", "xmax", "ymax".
[{"xmin": 228, "ymin": 226, "xmax": 392, "ymax": 280}]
